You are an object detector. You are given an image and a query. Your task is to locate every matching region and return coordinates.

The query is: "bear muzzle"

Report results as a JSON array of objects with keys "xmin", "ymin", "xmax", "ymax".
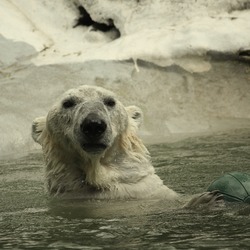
[{"xmin": 79, "ymin": 113, "xmax": 109, "ymax": 154}]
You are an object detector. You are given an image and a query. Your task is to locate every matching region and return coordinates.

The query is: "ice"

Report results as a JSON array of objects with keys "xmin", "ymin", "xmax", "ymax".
[{"xmin": 1, "ymin": 0, "xmax": 250, "ymax": 67}]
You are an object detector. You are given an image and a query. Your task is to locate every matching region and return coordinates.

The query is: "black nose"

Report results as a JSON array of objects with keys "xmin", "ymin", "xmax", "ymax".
[{"xmin": 80, "ymin": 113, "xmax": 107, "ymax": 140}]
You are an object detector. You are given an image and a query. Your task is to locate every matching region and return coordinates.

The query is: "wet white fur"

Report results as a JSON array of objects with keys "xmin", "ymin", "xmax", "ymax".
[{"xmin": 32, "ymin": 85, "xmax": 178, "ymax": 200}]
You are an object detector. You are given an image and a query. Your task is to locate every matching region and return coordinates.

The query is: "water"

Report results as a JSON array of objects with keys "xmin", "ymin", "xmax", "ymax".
[{"xmin": 1, "ymin": 129, "xmax": 250, "ymax": 249}]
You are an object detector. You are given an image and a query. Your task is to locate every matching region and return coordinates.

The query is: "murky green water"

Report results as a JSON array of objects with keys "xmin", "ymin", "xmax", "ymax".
[{"xmin": 1, "ymin": 129, "xmax": 250, "ymax": 249}]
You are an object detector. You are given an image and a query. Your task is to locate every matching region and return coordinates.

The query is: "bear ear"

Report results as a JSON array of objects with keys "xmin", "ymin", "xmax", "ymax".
[
  {"xmin": 125, "ymin": 105, "xmax": 143, "ymax": 131},
  {"xmin": 32, "ymin": 116, "xmax": 46, "ymax": 145},
  {"xmin": 121, "ymin": 106, "xmax": 149, "ymax": 159}
]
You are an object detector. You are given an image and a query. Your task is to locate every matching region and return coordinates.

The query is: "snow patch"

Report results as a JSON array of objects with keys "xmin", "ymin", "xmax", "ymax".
[{"xmin": 1, "ymin": 0, "xmax": 250, "ymax": 70}]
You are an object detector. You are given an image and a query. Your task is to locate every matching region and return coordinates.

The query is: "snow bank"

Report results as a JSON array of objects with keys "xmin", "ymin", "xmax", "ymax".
[{"xmin": 1, "ymin": 0, "xmax": 249, "ymax": 69}]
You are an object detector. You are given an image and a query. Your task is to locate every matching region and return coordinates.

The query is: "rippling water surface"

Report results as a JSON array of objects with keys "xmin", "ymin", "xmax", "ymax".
[{"xmin": 1, "ymin": 129, "xmax": 250, "ymax": 249}]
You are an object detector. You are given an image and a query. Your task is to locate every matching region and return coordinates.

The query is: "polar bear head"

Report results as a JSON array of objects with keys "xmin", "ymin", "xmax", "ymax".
[
  {"xmin": 32, "ymin": 85, "xmax": 144, "ymax": 156},
  {"xmin": 32, "ymin": 85, "xmax": 153, "ymax": 196}
]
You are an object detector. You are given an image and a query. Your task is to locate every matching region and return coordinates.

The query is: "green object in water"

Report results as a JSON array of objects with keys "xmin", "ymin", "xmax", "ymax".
[{"xmin": 207, "ymin": 172, "xmax": 250, "ymax": 203}]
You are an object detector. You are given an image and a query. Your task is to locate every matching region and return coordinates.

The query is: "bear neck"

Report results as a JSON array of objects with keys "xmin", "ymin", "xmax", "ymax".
[
  {"xmin": 43, "ymin": 133, "xmax": 153, "ymax": 194},
  {"xmin": 79, "ymin": 135, "xmax": 152, "ymax": 190},
  {"xmin": 78, "ymin": 138, "xmax": 125, "ymax": 190},
  {"xmin": 42, "ymin": 136, "xmax": 119, "ymax": 192},
  {"xmin": 82, "ymin": 156, "xmax": 118, "ymax": 190}
]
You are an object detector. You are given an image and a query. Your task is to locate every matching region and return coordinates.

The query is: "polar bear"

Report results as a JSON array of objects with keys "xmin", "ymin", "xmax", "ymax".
[{"xmin": 32, "ymin": 85, "xmax": 222, "ymax": 206}]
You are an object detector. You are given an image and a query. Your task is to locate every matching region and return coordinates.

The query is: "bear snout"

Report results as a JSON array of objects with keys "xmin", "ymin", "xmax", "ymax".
[
  {"xmin": 79, "ymin": 113, "xmax": 108, "ymax": 154},
  {"xmin": 80, "ymin": 113, "xmax": 107, "ymax": 139}
]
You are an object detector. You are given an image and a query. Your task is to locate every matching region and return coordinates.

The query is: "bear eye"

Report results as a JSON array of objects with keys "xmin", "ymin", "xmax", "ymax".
[
  {"xmin": 132, "ymin": 111, "xmax": 141, "ymax": 119},
  {"xmin": 62, "ymin": 98, "xmax": 76, "ymax": 109},
  {"xmin": 104, "ymin": 97, "xmax": 116, "ymax": 108}
]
